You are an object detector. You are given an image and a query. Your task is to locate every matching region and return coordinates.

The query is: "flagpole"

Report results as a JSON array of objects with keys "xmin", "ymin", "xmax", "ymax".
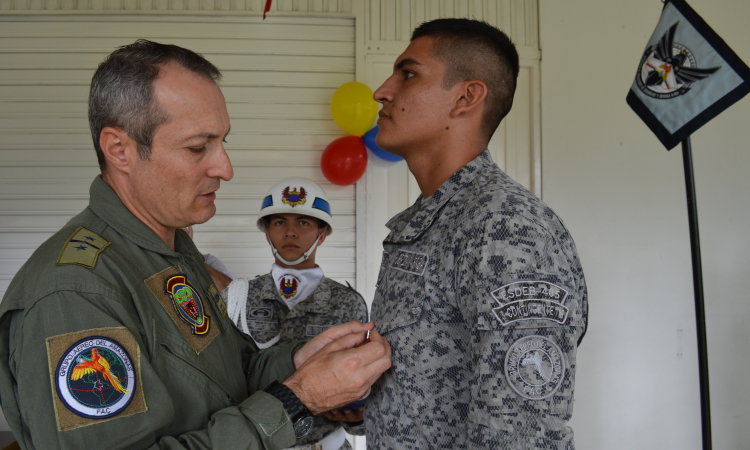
[{"xmin": 681, "ymin": 137, "xmax": 712, "ymax": 450}]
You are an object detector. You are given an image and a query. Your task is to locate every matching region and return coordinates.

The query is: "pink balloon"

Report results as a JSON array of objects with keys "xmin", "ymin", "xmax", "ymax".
[{"xmin": 321, "ymin": 136, "xmax": 368, "ymax": 186}]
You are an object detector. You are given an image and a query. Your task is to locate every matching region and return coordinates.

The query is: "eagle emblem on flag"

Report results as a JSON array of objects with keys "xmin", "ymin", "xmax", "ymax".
[
  {"xmin": 281, "ymin": 186, "xmax": 307, "ymax": 207},
  {"xmin": 636, "ymin": 22, "xmax": 720, "ymax": 100},
  {"xmin": 627, "ymin": 0, "xmax": 750, "ymax": 150},
  {"xmin": 279, "ymin": 276, "xmax": 299, "ymax": 299}
]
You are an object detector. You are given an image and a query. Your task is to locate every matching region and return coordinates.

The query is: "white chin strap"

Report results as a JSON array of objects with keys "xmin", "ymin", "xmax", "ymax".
[{"xmin": 266, "ymin": 227, "xmax": 327, "ymax": 266}]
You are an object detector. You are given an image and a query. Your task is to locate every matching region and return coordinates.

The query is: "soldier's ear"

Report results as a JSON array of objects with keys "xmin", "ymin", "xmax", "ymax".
[
  {"xmin": 450, "ymin": 80, "xmax": 487, "ymax": 119},
  {"xmin": 100, "ymin": 127, "xmax": 135, "ymax": 174},
  {"xmin": 317, "ymin": 226, "xmax": 328, "ymax": 246}
]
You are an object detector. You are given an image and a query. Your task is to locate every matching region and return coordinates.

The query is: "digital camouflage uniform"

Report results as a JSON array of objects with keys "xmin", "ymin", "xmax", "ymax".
[
  {"xmin": 365, "ymin": 150, "xmax": 588, "ymax": 449},
  {"xmin": 233, "ymin": 273, "xmax": 369, "ymax": 449},
  {"xmin": 0, "ymin": 176, "xmax": 303, "ymax": 450}
]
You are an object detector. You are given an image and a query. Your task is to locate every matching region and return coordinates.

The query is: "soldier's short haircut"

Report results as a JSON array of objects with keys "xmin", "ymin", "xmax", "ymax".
[
  {"xmin": 412, "ymin": 19, "xmax": 519, "ymax": 142},
  {"xmin": 88, "ymin": 40, "xmax": 222, "ymax": 171}
]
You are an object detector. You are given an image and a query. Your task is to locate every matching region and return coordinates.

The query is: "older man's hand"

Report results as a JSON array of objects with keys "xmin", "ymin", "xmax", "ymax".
[
  {"xmin": 283, "ymin": 322, "xmax": 391, "ymax": 415},
  {"xmin": 323, "ymin": 407, "xmax": 364, "ymax": 423},
  {"xmin": 292, "ymin": 321, "xmax": 373, "ymax": 369}
]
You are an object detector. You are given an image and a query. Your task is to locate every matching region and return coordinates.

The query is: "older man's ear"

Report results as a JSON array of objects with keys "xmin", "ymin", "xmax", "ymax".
[{"xmin": 99, "ymin": 126, "xmax": 135, "ymax": 175}]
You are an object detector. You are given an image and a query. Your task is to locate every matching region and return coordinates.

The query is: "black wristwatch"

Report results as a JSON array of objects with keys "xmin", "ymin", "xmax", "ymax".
[{"xmin": 264, "ymin": 381, "xmax": 314, "ymax": 439}]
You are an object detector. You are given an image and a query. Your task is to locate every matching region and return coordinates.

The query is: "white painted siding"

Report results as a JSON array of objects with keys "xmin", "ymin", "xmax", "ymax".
[
  {"xmin": 365, "ymin": 0, "xmax": 538, "ymax": 48},
  {"xmin": 0, "ymin": 14, "xmax": 357, "ymax": 298},
  {"xmin": 0, "ymin": 0, "xmax": 353, "ymax": 13}
]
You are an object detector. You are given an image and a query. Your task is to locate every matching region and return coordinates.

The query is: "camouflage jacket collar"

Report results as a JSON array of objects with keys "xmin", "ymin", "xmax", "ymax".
[
  {"xmin": 385, "ymin": 149, "xmax": 492, "ymax": 243},
  {"xmin": 259, "ymin": 273, "xmax": 332, "ymax": 316},
  {"xmin": 87, "ymin": 175, "xmax": 179, "ymax": 257}
]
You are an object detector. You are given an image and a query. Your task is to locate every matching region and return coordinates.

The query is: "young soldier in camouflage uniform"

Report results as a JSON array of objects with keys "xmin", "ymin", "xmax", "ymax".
[
  {"xmin": 365, "ymin": 19, "xmax": 588, "ymax": 449},
  {"xmin": 223, "ymin": 177, "xmax": 368, "ymax": 450},
  {"xmin": 0, "ymin": 40, "xmax": 391, "ymax": 450}
]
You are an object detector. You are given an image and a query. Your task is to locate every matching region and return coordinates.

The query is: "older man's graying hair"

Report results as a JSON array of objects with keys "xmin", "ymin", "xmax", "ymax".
[{"xmin": 88, "ymin": 39, "xmax": 222, "ymax": 170}]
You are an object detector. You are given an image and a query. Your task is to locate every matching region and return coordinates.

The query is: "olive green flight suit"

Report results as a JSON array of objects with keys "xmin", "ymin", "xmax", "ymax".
[{"xmin": 0, "ymin": 176, "xmax": 302, "ymax": 450}]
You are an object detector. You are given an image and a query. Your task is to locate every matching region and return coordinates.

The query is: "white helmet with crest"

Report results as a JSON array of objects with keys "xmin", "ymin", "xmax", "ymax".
[{"xmin": 257, "ymin": 177, "xmax": 332, "ymax": 266}]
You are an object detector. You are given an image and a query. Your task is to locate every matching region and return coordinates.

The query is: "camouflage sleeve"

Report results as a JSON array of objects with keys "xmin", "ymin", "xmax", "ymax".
[
  {"xmin": 326, "ymin": 282, "xmax": 367, "ymax": 436},
  {"xmin": 342, "ymin": 420, "xmax": 365, "ymax": 436},
  {"xmin": 343, "ymin": 282, "xmax": 369, "ymax": 324},
  {"xmin": 457, "ymin": 211, "xmax": 586, "ymax": 449},
  {"xmin": 326, "ymin": 280, "xmax": 369, "ymax": 326},
  {"xmin": 244, "ymin": 339, "xmax": 302, "ymax": 393}
]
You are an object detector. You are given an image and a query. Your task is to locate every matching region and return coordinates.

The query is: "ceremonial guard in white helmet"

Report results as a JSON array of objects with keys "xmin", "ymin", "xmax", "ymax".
[{"xmin": 224, "ymin": 177, "xmax": 368, "ymax": 450}]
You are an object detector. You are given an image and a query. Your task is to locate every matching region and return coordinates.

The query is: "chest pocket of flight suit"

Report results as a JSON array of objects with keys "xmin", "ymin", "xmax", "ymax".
[{"xmin": 151, "ymin": 323, "xmax": 235, "ymax": 431}]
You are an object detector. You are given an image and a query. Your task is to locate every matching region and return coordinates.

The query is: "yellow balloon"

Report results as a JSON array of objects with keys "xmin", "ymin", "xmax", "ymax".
[{"xmin": 331, "ymin": 82, "xmax": 379, "ymax": 137}]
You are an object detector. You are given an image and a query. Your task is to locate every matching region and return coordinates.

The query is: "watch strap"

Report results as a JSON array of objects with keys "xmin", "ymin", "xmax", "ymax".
[{"xmin": 264, "ymin": 380, "xmax": 310, "ymax": 422}]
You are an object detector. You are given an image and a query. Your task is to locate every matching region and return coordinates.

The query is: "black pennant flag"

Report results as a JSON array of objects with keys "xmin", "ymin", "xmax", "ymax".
[{"xmin": 627, "ymin": 0, "xmax": 750, "ymax": 150}]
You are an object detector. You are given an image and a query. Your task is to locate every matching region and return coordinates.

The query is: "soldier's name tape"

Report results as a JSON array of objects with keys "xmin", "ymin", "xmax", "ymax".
[
  {"xmin": 389, "ymin": 250, "xmax": 429, "ymax": 276},
  {"xmin": 247, "ymin": 323, "xmax": 328, "ymax": 338},
  {"xmin": 491, "ymin": 281, "xmax": 570, "ymax": 325},
  {"xmin": 376, "ymin": 249, "xmax": 428, "ymax": 288},
  {"xmin": 505, "ymin": 335, "xmax": 565, "ymax": 400},
  {"xmin": 247, "ymin": 319, "xmax": 280, "ymax": 335}
]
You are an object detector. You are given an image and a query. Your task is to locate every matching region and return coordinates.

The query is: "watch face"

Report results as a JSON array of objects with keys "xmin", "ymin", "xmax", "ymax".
[{"xmin": 294, "ymin": 415, "xmax": 315, "ymax": 440}]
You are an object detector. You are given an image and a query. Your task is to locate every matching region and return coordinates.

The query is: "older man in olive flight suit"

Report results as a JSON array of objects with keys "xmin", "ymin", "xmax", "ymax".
[{"xmin": 0, "ymin": 40, "xmax": 390, "ymax": 450}]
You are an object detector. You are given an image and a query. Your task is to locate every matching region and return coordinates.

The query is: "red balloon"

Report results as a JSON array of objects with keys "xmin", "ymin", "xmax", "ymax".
[{"xmin": 321, "ymin": 136, "xmax": 368, "ymax": 186}]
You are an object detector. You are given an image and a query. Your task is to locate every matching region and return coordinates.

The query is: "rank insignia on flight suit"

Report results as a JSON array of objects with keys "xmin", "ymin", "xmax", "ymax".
[
  {"xmin": 207, "ymin": 284, "xmax": 227, "ymax": 318},
  {"xmin": 46, "ymin": 327, "xmax": 147, "ymax": 431},
  {"xmin": 56, "ymin": 226, "xmax": 110, "ymax": 269}
]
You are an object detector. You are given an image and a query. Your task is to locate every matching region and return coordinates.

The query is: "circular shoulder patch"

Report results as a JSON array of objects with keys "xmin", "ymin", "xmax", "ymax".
[
  {"xmin": 504, "ymin": 335, "xmax": 565, "ymax": 400},
  {"xmin": 55, "ymin": 336, "xmax": 136, "ymax": 419}
]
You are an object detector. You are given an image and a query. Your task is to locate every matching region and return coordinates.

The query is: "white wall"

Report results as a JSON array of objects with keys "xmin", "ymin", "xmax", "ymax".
[{"xmin": 540, "ymin": 1, "xmax": 750, "ymax": 449}]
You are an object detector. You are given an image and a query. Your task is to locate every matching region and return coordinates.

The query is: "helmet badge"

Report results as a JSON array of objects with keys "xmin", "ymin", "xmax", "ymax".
[{"xmin": 281, "ymin": 186, "xmax": 307, "ymax": 207}]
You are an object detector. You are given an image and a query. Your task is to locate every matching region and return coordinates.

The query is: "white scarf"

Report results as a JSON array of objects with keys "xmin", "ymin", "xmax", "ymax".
[{"xmin": 271, "ymin": 264, "xmax": 324, "ymax": 310}]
